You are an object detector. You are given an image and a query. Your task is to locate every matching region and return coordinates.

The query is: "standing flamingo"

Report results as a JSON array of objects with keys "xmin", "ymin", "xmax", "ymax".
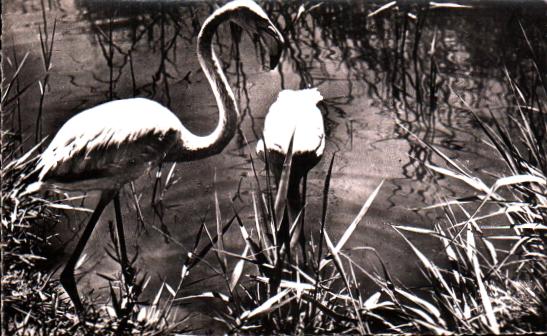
[
  {"xmin": 24, "ymin": 0, "xmax": 284, "ymax": 313},
  {"xmin": 256, "ymin": 88, "xmax": 324, "ymax": 257}
]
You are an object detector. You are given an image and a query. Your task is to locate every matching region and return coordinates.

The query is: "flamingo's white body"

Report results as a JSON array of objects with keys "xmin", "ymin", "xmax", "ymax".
[
  {"xmin": 30, "ymin": 99, "xmax": 183, "ymax": 192},
  {"xmin": 257, "ymin": 88, "xmax": 324, "ymax": 255},
  {"xmin": 257, "ymin": 88, "xmax": 324, "ymax": 160},
  {"xmin": 26, "ymin": 0, "xmax": 284, "ymax": 313}
]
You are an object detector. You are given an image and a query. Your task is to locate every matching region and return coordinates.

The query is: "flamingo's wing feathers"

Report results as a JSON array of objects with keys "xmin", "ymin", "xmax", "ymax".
[{"xmin": 37, "ymin": 98, "xmax": 183, "ymax": 184}]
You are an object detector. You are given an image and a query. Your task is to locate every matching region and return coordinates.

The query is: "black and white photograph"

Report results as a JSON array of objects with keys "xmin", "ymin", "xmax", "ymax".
[{"xmin": 2, "ymin": 0, "xmax": 546, "ymax": 334}]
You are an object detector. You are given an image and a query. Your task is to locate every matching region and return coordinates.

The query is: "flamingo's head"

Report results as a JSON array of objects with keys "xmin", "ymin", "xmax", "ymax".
[{"xmin": 227, "ymin": 0, "xmax": 285, "ymax": 69}]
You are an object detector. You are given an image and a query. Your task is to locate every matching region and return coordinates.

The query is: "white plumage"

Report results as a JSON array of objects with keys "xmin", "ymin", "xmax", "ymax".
[
  {"xmin": 257, "ymin": 88, "xmax": 324, "ymax": 158},
  {"xmin": 32, "ymin": 98, "xmax": 183, "ymax": 191}
]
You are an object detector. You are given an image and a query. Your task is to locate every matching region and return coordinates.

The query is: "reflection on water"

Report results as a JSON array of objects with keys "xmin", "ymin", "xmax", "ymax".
[{"xmin": 3, "ymin": 0, "xmax": 546, "ymax": 311}]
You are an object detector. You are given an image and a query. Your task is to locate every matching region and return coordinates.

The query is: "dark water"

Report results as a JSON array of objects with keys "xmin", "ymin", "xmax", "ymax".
[{"xmin": 3, "ymin": 0, "xmax": 546, "ymax": 324}]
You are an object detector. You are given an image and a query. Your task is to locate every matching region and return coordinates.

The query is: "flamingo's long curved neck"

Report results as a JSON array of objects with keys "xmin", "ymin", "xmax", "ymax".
[{"xmin": 173, "ymin": 8, "xmax": 239, "ymax": 161}]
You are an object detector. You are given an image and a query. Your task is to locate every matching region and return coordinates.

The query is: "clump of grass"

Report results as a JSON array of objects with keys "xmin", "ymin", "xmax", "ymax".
[
  {"xmin": 388, "ymin": 67, "xmax": 546, "ymax": 333},
  {"xmin": 391, "ymin": 213, "xmax": 544, "ymax": 334},
  {"xmin": 1, "ymin": 135, "xmax": 64, "ymax": 334},
  {"xmin": 179, "ymin": 146, "xmax": 418, "ymax": 333},
  {"xmin": 0, "ymin": 135, "xmax": 193, "ymax": 335}
]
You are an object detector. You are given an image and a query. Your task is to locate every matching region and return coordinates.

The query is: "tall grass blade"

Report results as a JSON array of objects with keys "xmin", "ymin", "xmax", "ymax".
[
  {"xmin": 274, "ymin": 132, "xmax": 295, "ymax": 232},
  {"xmin": 241, "ymin": 289, "xmax": 291, "ymax": 320},
  {"xmin": 320, "ymin": 180, "xmax": 383, "ymax": 270},
  {"xmin": 186, "ymin": 215, "xmax": 236, "ymax": 270},
  {"xmin": 214, "ymin": 171, "xmax": 227, "ymax": 270},
  {"xmin": 229, "ymin": 245, "xmax": 249, "ymax": 292},
  {"xmin": 317, "ymin": 153, "xmax": 336, "ymax": 265},
  {"xmin": 1, "ymin": 52, "xmax": 30, "ymax": 105},
  {"xmin": 472, "ymin": 244, "xmax": 499, "ymax": 333}
]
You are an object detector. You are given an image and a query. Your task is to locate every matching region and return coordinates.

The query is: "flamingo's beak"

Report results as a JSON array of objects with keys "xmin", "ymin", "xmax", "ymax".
[
  {"xmin": 230, "ymin": 5, "xmax": 285, "ymax": 70},
  {"xmin": 259, "ymin": 24, "xmax": 284, "ymax": 70}
]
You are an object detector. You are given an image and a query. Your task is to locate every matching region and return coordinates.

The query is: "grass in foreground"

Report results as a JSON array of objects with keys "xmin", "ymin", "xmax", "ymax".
[
  {"xmin": 391, "ymin": 60, "xmax": 546, "ymax": 333},
  {"xmin": 3, "ymin": 92, "xmax": 544, "ymax": 333},
  {"xmin": 388, "ymin": 69, "xmax": 546, "ymax": 332},
  {"xmin": 1, "ymin": 134, "xmax": 193, "ymax": 335},
  {"xmin": 179, "ymin": 127, "xmax": 545, "ymax": 334},
  {"xmin": 176, "ymin": 69, "xmax": 545, "ymax": 334},
  {"xmin": 177, "ymin": 147, "xmax": 402, "ymax": 334}
]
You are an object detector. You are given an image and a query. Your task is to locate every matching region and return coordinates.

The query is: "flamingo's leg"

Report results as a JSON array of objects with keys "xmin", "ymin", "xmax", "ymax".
[
  {"xmin": 113, "ymin": 192, "xmax": 133, "ymax": 284},
  {"xmin": 60, "ymin": 190, "xmax": 116, "ymax": 313}
]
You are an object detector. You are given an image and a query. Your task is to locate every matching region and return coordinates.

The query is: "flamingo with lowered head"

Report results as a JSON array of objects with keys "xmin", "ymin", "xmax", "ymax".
[
  {"xmin": 256, "ymin": 88, "xmax": 325, "ymax": 257},
  {"xmin": 24, "ymin": 0, "xmax": 284, "ymax": 313}
]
